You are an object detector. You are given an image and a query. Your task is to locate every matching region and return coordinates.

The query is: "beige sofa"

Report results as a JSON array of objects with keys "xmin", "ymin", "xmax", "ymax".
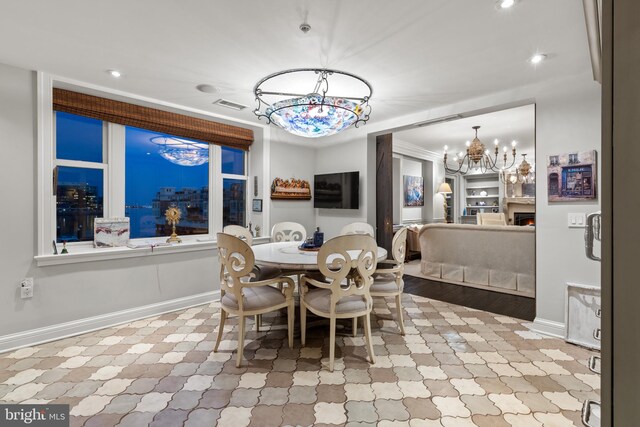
[{"xmin": 419, "ymin": 223, "xmax": 535, "ymax": 297}]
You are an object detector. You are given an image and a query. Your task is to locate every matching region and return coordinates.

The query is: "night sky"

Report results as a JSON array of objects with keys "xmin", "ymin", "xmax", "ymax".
[{"xmin": 56, "ymin": 112, "xmax": 245, "ymax": 206}]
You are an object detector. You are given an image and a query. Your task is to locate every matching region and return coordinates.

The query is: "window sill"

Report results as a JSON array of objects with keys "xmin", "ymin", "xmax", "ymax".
[{"xmin": 35, "ymin": 236, "xmax": 272, "ymax": 267}]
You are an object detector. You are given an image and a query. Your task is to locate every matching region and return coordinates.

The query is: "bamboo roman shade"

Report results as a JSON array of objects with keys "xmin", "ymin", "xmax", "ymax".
[{"xmin": 53, "ymin": 88, "xmax": 254, "ymax": 150}]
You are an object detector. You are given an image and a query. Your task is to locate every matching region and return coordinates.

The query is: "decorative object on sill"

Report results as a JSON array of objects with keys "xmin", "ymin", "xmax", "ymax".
[
  {"xmin": 94, "ymin": 218, "xmax": 130, "ymax": 248},
  {"xmin": 404, "ymin": 175, "xmax": 424, "ymax": 207},
  {"xmin": 252, "ymin": 198, "xmax": 263, "ymax": 212},
  {"xmin": 150, "ymin": 136, "xmax": 209, "ymax": 167},
  {"xmin": 255, "ymin": 225, "xmax": 261, "ymax": 237},
  {"xmin": 270, "ymin": 177, "xmax": 311, "ymax": 200},
  {"xmin": 547, "ymin": 150, "xmax": 597, "ymax": 202},
  {"xmin": 52, "ymin": 240, "xmax": 58, "ymax": 255},
  {"xmin": 165, "ymin": 206, "xmax": 182, "ymax": 243},
  {"xmin": 437, "ymin": 182, "xmax": 452, "ymax": 222},
  {"xmin": 443, "ymin": 126, "xmax": 517, "ymax": 174},
  {"xmin": 253, "ymin": 68, "xmax": 372, "ymax": 138},
  {"xmin": 500, "ymin": 153, "xmax": 535, "ymax": 184},
  {"xmin": 61, "ymin": 241, "xmax": 68, "ymax": 254}
]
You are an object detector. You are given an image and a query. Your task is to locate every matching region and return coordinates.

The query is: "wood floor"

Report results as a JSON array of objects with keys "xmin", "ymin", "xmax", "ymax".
[{"xmin": 403, "ymin": 274, "xmax": 536, "ymax": 321}]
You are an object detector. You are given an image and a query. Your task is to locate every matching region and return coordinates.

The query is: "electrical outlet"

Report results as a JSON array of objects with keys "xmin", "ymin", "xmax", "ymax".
[{"xmin": 20, "ymin": 278, "xmax": 33, "ymax": 299}]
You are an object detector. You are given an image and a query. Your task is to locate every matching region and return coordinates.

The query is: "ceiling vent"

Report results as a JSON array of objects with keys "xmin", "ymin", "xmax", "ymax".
[{"xmin": 213, "ymin": 99, "xmax": 248, "ymax": 111}]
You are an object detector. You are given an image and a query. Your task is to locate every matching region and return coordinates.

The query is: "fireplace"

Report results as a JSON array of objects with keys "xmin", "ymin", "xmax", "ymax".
[{"xmin": 514, "ymin": 212, "xmax": 535, "ymax": 226}]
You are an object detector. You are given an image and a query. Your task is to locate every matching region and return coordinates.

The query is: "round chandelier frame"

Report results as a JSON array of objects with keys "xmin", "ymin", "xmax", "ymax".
[
  {"xmin": 443, "ymin": 126, "xmax": 518, "ymax": 175},
  {"xmin": 253, "ymin": 68, "xmax": 373, "ymax": 138}
]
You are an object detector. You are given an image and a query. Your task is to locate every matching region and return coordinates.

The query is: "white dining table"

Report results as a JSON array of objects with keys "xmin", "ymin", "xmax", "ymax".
[{"xmin": 252, "ymin": 241, "xmax": 388, "ymax": 271}]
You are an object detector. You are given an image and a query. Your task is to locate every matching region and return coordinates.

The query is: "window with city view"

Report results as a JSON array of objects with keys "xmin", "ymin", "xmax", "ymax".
[
  {"xmin": 55, "ymin": 112, "xmax": 105, "ymax": 242},
  {"xmin": 125, "ymin": 126, "xmax": 209, "ymax": 239},
  {"xmin": 222, "ymin": 147, "xmax": 246, "ymax": 227},
  {"xmin": 53, "ymin": 110, "xmax": 247, "ymax": 244}
]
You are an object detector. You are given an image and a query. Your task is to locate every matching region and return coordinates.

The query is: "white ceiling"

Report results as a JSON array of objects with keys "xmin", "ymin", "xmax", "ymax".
[
  {"xmin": 0, "ymin": 1, "xmax": 590, "ymax": 131},
  {"xmin": 396, "ymin": 104, "xmax": 536, "ymax": 158}
]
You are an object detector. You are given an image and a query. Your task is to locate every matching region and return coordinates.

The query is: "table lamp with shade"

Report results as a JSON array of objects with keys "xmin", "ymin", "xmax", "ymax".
[{"xmin": 438, "ymin": 182, "xmax": 453, "ymax": 223}]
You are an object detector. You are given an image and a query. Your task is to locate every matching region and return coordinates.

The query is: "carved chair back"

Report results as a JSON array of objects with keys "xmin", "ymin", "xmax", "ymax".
[
  {"xmin": 223, "ymin": 224, "xmax": 253, "ymax": 246},
  {"xmin": 217, "ymin": 232, "xmax": 255, "ymax": 310},
  {"xmin": 271, "ymin": 222, "xmax": 307, "ymax": 242},
  {"xmin": 317, "ymin": 234, "xmax": 378, "ymax": 314},
  {"xmin": 391, "ymin": 227, "xmax": 408, "ymax": 264},
  {"xmin": 340, "ymin": 222, "xmax": 375, "ymax": 237}
]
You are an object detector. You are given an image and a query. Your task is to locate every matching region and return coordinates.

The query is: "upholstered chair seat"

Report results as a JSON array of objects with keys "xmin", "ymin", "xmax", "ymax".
[
  {"xmin": 221, "ymin": 285, "xmax": 286, "ymax": 311},
  {"xmin": 303, "ymin": 288, "xmax": 368, "ymax": 314},
  {"xmin": 369, "ymin": 279, "xmax": 400, "ymax": 293}
]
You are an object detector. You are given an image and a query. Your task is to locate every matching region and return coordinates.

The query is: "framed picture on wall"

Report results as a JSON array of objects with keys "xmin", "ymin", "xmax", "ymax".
[
  {"xmin": 403, "ymin": 175, "xmax": 424, "ymax": 207},
  {"xmin": 547, "ymin": 150, "xmax": 597, "ymax": 202},
  {"xmin": 252, "ymin": 199, "xmax": 263, "ymax": 212}
]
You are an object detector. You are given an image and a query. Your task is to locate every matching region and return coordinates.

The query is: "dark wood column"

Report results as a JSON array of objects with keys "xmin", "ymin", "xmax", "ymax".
[{"xmin": 376, "ymin": 134, "xmax": 393, "ymax": 254}]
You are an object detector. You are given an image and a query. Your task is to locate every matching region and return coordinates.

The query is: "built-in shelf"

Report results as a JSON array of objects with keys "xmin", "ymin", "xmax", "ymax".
[{"xmin": 463, "ymin": 173, "xmax": 501, "ymax": 216}]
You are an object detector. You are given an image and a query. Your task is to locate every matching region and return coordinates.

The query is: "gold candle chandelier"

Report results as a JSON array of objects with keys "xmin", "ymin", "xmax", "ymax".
[{"xmin": 443, "ymin": 126, "xmax": 517, "ymax": 174}]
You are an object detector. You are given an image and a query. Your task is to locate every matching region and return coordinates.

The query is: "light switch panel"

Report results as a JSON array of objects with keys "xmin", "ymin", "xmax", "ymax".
[{"xmin": 568, "ymin": 213, "xmax": 586, "ymax": 228}]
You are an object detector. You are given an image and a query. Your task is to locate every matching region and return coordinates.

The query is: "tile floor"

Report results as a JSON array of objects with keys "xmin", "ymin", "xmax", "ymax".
[{"xmin": 0, "ymin": 294, "xmax": 600, "ymax": 426}]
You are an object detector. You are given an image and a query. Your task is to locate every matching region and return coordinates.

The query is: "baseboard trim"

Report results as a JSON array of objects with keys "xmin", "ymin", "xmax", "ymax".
[
  {"xmin": 526, "ymin": 317, "xmax": 566, "ymax": 339},
  {"xmin": 0, "ymin": 291, "xmax": 220, "ymax": 354}
]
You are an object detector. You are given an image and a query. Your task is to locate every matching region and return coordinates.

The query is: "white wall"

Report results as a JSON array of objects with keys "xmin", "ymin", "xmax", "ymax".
[
  {"xmin": 0, "ymin": 63, "xmax": 219, "ymax": 346},
  {"xmin": 269, "ymin": 140, "xmax": 316, "ymax": 234},
  {"xmin": 315, "ymin": 138, "xmax": 369, "ymax": 238}
]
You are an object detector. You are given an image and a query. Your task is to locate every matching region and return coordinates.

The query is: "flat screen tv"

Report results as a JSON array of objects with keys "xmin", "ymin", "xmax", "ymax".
[{"xmin": 314, "ymin": 171, "xmax": 359, "ymax": 209}]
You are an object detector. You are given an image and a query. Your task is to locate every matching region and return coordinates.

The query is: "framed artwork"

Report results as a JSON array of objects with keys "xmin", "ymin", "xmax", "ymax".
[
  {"xmin": 94, "ymin": 217, "xmax": 130, "ymax": 248},
  {"xmin": 270, "ymin": 177, "xmax": 311, "ymax": 200},
  {"xmin": 252, "ymin": 198, "xmax": 263, "ymax": 212},
  {"xmin": 547, "ymin": 150, "xmax": 597, "ymax": 202},
  {"xmin": 403, "ymin": 175, "xmax": 424, "ymax": 207}
]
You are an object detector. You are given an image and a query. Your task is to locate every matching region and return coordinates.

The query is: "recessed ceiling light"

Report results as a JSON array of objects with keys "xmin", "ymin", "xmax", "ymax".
[
  {"xmin": 529, "ymin": 53, "xmax": 547, "ymax": 64},
  {"xmin": 107, "ymin": 69, "xmax": 122, "ymax": 78},
  {"xmin": 196, "ymin": 84, "xmax": 218, "ymax": 94},
  {"xmin": 498, "ymin": 0, "xmax": 516, "ymax": 8}
]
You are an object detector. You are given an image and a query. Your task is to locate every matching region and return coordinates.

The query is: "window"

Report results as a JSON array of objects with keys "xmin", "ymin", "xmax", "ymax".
[
  {"xmin": 51, "ymin": 111, "xmax": 247, "ymax": 247},
  {"xmin": 221, "ymin": 147, "xmax": 247, "ymax": 227},
  {"xmin": 125, "ymin": 126, "xmax": 209, "ymax": 239},
  {"xmin": 54, "ymin": 112, "xmax": 105, "ymax": 242}
]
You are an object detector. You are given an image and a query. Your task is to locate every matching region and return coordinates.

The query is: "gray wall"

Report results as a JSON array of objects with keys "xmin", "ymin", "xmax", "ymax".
[
  {"xmin": 0, "ymin": 63, "xmax": 218, "ymax": 339},
  {"xmin": 314, "ymin": 138, "xmax": 369, "ymax": 238},
  {"xmin": 269, "ymin": 140, "xmax": 316, "ymax": 235}
]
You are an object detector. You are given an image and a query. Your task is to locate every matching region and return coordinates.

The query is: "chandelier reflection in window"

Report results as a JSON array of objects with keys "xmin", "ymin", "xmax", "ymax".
[
  {"xmin": 443, "ymin": 126, "xmax": 517, "ymax": 174},
  {"xmin": 150, "ymin": 136, "xmax": 209, "ymax": 167},
  {"xmin": 500, "ymin": 154, "xmax": 535, "ymax": 184},
  {"xmin": 253, "ymin": 68, "xmax": 372, "ymax": 138}
]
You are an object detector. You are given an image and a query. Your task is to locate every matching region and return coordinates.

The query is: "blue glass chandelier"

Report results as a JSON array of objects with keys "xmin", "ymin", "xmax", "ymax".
[
  {"xmin": 253, "ymin": 68, "xmax": 372, "ymax": 138},
  {"xmin": 150, "ymin": 136, "xmax": 209, "ymax": 167}
]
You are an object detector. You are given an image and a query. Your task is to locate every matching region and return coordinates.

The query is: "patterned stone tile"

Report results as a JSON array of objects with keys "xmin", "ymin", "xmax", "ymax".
[{"xmin": 0, "ymin": 295, "xmax": 599, "ymax": 426}]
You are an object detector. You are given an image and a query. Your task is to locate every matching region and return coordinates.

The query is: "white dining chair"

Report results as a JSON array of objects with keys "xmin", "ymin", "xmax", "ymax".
[
  {"xmin": 300, "ymin": 234, "xmax": 378, "ymax": 372},
  {"xmin": 340, "ymin": 222, "xmax": 375, "ymax": 237},
  {"xmin": 271, "ymin": 222, "xmax": 307, "ymax": 242},
  {"xmin": 370, "ymin": 227, "xmax": 408, "ymax": 335},
  {"xmin": 214, "ymin": 233, "xmax": 295, "ymax": 367},
  {"xmin": 222, "ymin": 225, "xmax": 282, "ymax": 332}
]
